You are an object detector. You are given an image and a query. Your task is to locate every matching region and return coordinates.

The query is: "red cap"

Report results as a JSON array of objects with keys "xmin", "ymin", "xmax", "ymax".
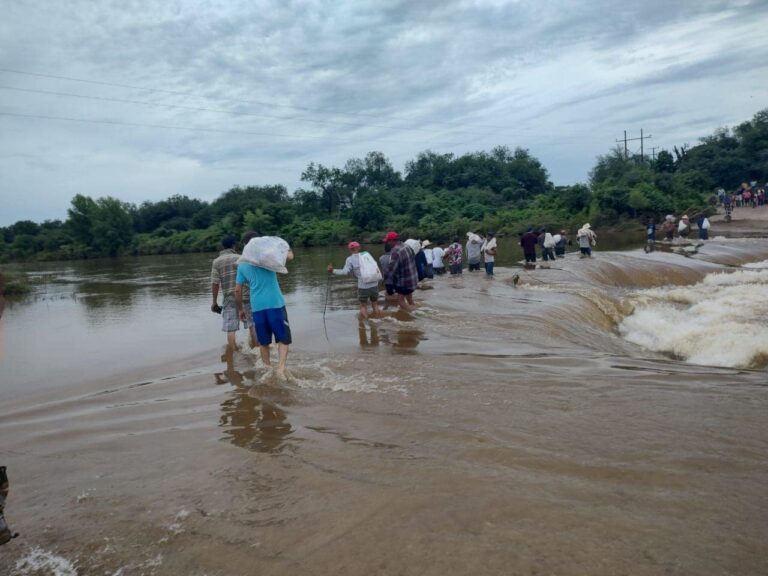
[
  {"xmin": 347, "ymin": 241, "xmax": 361, "ymax": 250},
  {"xmin": 383, "ymin": 231, "xmax": 399, "ymax": 242}
]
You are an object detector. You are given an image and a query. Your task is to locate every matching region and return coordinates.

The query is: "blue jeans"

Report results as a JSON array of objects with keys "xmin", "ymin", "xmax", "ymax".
[{"xmin": 484, "ymin": 262, "xmax": 494, "ymax": 275}]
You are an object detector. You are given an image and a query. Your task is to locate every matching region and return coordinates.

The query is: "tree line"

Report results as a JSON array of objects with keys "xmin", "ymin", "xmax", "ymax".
[{"xmin": 1, "ymin": 108, "xmax": 765, "ymax": 262}]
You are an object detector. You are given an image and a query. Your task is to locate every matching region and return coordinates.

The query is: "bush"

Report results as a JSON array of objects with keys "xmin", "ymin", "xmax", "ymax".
[{"xmin": 0, "ymin": 272, "xmax": 31, "ymax": 297}]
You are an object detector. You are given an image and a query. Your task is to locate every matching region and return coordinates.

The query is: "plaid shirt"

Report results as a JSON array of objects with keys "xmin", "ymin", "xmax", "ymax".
[
  {"xmin": 211, "ymin": 249, "xmax": 249, "ymax": 306},
  {"xmin": 384, "ymin": 242, "xmax": 418, "ymax": 290}
]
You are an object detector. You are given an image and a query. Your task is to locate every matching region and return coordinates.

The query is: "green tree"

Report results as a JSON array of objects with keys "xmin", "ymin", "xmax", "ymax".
[
  {"xmin": 351, "ymin": 192, "xmax": 392, "ymax": 231},
  {"xmin": 90, "ymin": 197, "xmax": 134, "ymax": 256},
  {"xmin": 67, "ymin": 194, "xmax": 98, "ymax": 246},
  {"xmin": 653, "ymin": 150, "xmax": 675, "ymax": 173},
  {"xmin": 628, "ymin": 185, "xmax": 651, "ymax": 217},
  {"xmin": 301, "ymin": 163, "xmax": 344, "ymax": 215}
]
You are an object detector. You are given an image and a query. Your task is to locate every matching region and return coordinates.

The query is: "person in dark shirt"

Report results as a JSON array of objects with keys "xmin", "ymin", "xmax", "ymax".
[
  {"xmin": 520, "ymin": 227, "xmax": 539, "ymax": 264},
  {"xmin": 382, "ymin": 231, "xmax": 418, "ymax": 311}
]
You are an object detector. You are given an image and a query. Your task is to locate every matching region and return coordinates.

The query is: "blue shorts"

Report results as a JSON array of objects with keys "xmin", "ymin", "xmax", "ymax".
[{"xmin": 251, "ymin": 307, "xmax": 292, "ymax": 346}]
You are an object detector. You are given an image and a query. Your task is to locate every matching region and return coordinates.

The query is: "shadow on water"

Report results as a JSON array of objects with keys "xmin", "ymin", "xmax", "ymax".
[{"xmin": 215, "ymin": 350, "xmax": 294, "ymax": 454}]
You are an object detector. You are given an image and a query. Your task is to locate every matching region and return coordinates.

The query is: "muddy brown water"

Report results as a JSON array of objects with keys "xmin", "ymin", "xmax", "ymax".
[{"xmin": 1, "ymin": 234, "xmax": 768, "ymax": 575}]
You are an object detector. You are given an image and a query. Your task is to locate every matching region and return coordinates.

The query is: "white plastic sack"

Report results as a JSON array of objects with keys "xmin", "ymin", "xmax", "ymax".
[
  {"xmin": 358, "ymin": 251, "xmax": 382, "ymax": 284},
  {"xmin": 404, "ymin": 239, "xmax": 421, "ymax": 255},
  {"xmin": 702, "ymin": 218, "xmax": 711, "ymax": 230},
  {"xmin": 239, "ymin": 236, "xmax": 290, "ymax": 274}
]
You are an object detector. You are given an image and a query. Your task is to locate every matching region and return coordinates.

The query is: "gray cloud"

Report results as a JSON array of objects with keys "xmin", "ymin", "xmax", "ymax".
[{"xmin": 1, "ymin": 0, "xmax": 767, "ymax": 225}]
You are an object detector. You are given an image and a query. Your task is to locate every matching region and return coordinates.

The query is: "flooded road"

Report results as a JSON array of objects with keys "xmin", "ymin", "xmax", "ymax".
[{"xmin": 1, "ymin": 236, "xmax": 768, "ymax": 575}]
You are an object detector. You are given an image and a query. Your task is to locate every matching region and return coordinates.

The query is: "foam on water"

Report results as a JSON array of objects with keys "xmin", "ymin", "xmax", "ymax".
[
  {"xmin": 619, "ymin": 269, "xmax": 768, "ymax": 368},
  {"xmin": 743, "ymin": 258, "xmax": 768, "ymax": 269},
  {"xmin": 15, "ymin": 547, "xmax": 78, "ymax": 576}
]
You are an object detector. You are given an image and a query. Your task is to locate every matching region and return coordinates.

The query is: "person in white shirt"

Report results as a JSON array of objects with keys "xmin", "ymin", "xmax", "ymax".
[
  {"xmin": 327, "ymin": 241, "xmax": 381, "ymax": 320},
  {"xmin": 481, "ymin": 231, "xmax": 497, "ymax": 275},
  {"xmin": 432, "ymin": 241, "xmax": 446, "ymax": 275}
]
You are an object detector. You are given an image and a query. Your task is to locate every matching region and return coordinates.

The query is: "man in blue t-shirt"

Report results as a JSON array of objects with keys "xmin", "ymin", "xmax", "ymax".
[{"xmin": 234, "ymin": 247, "xmax": 294, "ymax": 379}]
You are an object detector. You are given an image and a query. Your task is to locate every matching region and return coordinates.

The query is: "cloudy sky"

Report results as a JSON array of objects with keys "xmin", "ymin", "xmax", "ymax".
[{"xmin": 1, "ymin": 0, "xmax": 766, "ymax": 226}]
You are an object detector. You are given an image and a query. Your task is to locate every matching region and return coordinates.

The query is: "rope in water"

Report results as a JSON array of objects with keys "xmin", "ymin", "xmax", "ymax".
[{"xmin": 322, "ymin": 275, "xmax": 331, "ymax": 343}]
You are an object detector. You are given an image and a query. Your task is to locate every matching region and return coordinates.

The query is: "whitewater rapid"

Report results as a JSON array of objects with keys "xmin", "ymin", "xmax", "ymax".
[{"xmin": 619, "ymin": 266, "xmax": 768, "ymax": 369}]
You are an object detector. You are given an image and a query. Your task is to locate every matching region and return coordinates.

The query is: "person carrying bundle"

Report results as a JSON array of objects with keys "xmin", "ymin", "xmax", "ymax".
[
  {"xmin": 235, "ymin": 236, "xmax": 294, "ymax": 380},
  {"xmin": 576, "ymin": 223, "xmax": 597, "ymax": 258},
  {"xmin": 327, "ymin": 241, "xmax": 382, "ymax": 320}
]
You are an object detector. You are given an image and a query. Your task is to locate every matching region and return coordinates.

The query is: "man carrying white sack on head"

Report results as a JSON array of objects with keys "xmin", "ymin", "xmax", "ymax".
[{"xmin": 235, "ymin": 235, "xmax": 294, "ymax": 380}]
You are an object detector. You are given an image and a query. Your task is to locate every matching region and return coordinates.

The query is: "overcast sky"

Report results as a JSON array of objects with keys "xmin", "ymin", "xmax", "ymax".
[{"xmin": 1, "ymin": 0, "xmax": 766, "ymax": 226}]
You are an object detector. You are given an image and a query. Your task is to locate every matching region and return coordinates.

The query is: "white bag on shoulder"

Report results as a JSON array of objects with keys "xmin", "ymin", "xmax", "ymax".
[
  {"xmin": 358, "ymin": 251, "xmax": 382, "ymax": 283},
  {"xmin": 239, "ymin": 236, "xmax": 290, "ymax": 274}
]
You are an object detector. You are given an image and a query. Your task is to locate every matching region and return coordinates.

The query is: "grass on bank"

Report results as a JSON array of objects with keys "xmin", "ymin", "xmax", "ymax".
[{"xmin": 0, "ymin": 272, "xmax": 31, "ymax": 297}]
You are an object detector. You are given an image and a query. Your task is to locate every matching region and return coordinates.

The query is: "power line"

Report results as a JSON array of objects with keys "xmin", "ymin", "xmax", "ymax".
[
  {"xmin": 0, "ymin": 84, "xmax": 431, "ymax": 136},
  {"xmin": 0, "ymin": 66, "xmax": 522, "ymax": 133},
  {"xmin": 0, "ymin": 84, "xmax": 543, "ymax": 141},
  {"xmin": 0, "ymin": 110, "xmax": 428, "ymax": 144}
]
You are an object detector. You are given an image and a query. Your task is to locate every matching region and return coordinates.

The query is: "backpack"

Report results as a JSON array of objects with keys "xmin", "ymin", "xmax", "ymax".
[{"xmin": 358, "ymin": 251, "xmax": 382, "ymax": 284}]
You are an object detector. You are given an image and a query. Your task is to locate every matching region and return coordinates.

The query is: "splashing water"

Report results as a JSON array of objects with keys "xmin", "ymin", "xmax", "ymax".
[
  {"xmin": 15, "ymin": 548, "xmax": 78, "ymax": 576},
  {"xmin": 619, "ymin": 269, "xmax": 768, "ymax": 368}
]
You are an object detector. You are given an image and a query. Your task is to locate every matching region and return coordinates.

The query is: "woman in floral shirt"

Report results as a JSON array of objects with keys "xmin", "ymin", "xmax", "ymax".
[{"xmin": 444, "ymin": 237, "xmax": 464, "ymax": 275}]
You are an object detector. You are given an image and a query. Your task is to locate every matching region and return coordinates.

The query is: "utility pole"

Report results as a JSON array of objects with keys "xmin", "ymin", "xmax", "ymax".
[
  {"xmin": 615, "ymin": 129, "xmax": 653, "ymax": 160},
  {"xmin": 650, "ymin": 146, "xmax": 659, "ymax": 161}
]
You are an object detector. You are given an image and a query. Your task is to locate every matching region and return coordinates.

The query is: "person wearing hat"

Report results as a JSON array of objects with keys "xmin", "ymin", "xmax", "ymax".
[
  {"xmin": 327, "ymin": 241, "xmax": 382, "ymax": 320},
  {"xmin": 421, "ymin": 240, "xmax": 434, "ymax": 279},
  {"xmin": 678, "ymin": 215, "xmax": 691, "ymax": 239},
  {"xmin": 382, "ymin": 231, "xmax": 418, "ymax": 310}
]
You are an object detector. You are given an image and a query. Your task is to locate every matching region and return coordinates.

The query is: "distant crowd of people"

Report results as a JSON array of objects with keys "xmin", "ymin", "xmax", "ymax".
[
  {"xmin": 330, "ymin": 230, "xmax": 498, "ymax": 316},
  {"xmin": 646, "ymin": 213, "xmax": 711, "ymax": 245},
  {"xmin": 716, "ymin": 181, "xmax": 767, "ymax": 210}
]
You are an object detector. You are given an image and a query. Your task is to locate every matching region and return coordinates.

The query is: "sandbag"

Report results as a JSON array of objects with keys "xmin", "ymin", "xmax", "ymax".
[
  {"xmin": 358, "ymin": 251, "xmax": 382, "ymax": 284},
  {"xmin": 239, "ymin": 236, "xmax": 290, "ymax": 274},
  {"xmin": 404, "ymin": 239, "xmax": 421, "ymax": 255}
]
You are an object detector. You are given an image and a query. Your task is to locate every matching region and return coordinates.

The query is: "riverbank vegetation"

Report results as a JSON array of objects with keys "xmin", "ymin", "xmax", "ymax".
[
  {"xmin": 1, "ymin": 109, "xmax": 765, "ymax": 262},
  {"xmin": 0, "ymin": 272, "xmax": 31, "ymax": 297}
]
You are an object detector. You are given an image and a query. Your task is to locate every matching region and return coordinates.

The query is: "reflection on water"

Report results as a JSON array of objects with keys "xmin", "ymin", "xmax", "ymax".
[
  {"xmin": 216, "ymin": 350, "xmax": 293, "ymax": 454},
  {"xmin": 358, "ymin": 322, "xmax": 380, "ymax": 348},
  {"xmin": 356, "ymin": 316, "xmax": 426, "ymax": 352}
]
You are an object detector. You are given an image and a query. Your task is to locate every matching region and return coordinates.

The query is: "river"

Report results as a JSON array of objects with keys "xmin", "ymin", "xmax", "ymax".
[{"xmin": 1, "ymin": 232, "xmax": 768, "ymax": 575}]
